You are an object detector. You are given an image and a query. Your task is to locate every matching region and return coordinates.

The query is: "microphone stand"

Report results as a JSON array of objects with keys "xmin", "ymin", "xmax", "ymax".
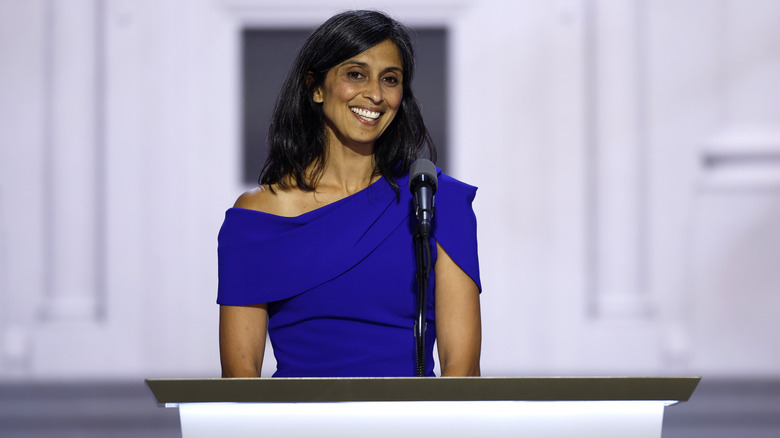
[
  {"xmin": 413, "ymin": 227, "xmax": 432, "ymax": 377},
  {"xmin": 409, "ymin": 159, "xmax": 437, "ymax": 377}
]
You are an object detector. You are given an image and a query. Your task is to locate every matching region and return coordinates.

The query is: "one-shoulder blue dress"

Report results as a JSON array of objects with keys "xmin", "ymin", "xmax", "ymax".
[{"xmin": 217, "ymin": 170, "xmax": 480, "ymax": 377}]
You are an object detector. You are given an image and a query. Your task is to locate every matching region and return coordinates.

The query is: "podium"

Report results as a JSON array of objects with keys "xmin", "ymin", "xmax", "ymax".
[{"xmin": 146, "ymin": 377, "xmax": 699, "ymax": 438}]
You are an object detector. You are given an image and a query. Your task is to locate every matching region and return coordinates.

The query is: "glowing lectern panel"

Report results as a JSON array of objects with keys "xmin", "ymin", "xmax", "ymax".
[{"xmin": 146, "ymin": 377, "xmax": 699, "ymax": 438}]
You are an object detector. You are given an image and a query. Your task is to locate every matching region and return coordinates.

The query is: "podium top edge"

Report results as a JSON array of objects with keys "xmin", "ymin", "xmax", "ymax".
[{"xmin": 145, "ymin": 376, "xmax": 701, "ymax": 405}]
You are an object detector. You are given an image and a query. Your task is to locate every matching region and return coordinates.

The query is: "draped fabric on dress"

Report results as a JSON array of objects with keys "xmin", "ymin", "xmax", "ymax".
[{"xmin": 217, "ymin": 170, "xmax": 480, "ymax": 377}]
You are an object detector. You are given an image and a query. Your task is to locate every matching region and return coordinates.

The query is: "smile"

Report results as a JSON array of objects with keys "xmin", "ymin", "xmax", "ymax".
[{"xmin": 351, "ymin": 107, "xmax": 381, "ymax": 121}]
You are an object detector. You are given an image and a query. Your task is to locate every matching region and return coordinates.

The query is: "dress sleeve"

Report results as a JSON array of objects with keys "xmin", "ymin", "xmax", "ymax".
[
  {"xmin": 216, "ymin": 209, "xmax": 282, "ymax": 305},
  {"xmin": 432, "ymin": 172, "xmax": 482, "ymax": 292}
]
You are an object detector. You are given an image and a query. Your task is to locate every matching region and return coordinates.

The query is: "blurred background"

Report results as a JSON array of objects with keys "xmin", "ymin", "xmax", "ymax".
[{"xmin": 1, "ymin": 0, "xmax": 779, "ymax": 436}]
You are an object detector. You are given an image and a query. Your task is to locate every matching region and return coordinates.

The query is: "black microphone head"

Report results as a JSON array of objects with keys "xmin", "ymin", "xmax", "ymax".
[{"xmin": 410, "ymin": 159, "xmax": 438, "ymax": 193}]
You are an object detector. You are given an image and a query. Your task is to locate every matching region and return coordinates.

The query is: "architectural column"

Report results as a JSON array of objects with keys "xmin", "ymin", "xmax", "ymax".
[
  {"xmin": 587, "ymin": 0, "xmax": 651, "ymax": 318},
  {"xmin": 41, "ymin": 0, "xmax": 103, "ymax": 320}
]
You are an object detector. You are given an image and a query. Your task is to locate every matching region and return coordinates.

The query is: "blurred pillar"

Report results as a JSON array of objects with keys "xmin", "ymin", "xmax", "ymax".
[
  {"xmin": 41, "ymin": 0, "xmax": 103, "ymax": 321},
  {"xmin": 587, "ymin": 0, "xmax": 651, "ymax": 318}
]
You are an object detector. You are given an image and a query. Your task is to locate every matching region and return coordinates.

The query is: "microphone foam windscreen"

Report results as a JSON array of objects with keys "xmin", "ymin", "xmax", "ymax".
[{"xmin": 410, "ymin": 159, "xmax": 437, "ymax": 185}]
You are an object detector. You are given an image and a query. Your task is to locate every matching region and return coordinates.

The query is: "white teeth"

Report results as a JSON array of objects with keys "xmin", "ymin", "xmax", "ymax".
[{"xmin": 351, "ymin": 107, "xmax": 380, "ymax": 120}]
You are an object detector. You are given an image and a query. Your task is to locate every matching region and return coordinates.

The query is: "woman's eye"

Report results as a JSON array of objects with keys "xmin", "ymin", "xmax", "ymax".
[
  {"xmin": 347, "ymin": 71, "xmax": 364, "ymax": 79},
  {"xmin": 383, "ymin": 76, "xmax": 400, "ymax": 85}
]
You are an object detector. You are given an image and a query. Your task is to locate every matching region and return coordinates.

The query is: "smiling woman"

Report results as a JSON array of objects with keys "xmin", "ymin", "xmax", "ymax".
[
  {"xmin": 217, "ymin": 10, "xmax": 482, "ymax": 378},
  {"xmin": 313, "ymin": 40, "xmax": 404, "ymax": 153},
  {"xmin": 258, "ymin": 10, "xmax": 430, "ymax": 196}
]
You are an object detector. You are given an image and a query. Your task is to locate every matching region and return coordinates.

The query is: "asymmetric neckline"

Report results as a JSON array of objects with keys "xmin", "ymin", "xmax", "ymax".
[{"xmin": 231, "ymin": 175, "xmax": 389, "ymax": 221}]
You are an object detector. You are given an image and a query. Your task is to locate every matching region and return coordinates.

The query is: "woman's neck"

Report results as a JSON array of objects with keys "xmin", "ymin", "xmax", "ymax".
[{"xmin": 317, "ymin": 142, "xmax": 378, "ymax": 195}]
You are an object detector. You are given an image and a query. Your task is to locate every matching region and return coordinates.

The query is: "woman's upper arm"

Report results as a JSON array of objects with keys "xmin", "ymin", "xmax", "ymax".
[
  {"xmin": 434, "ymin": 241, "xmax": 482, "ymax": 376},
  {"xmin": 219, "ymin": 303, "xmax": 268, "ymax": 377},
  {"xmin": 219, "ymin": 186, "xmax": 275, "ymax": 378}
]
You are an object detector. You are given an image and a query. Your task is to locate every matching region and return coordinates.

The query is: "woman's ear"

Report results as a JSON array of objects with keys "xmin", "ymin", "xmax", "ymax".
[{"xmin": 306, "ymin": 72, "xmax": 323, "ymax": 103}]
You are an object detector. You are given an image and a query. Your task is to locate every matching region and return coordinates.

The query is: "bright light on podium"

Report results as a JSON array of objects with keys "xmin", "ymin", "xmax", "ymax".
[{"xmin": 177, "ymin": 400, "xmax": 671, "ymax": 438}]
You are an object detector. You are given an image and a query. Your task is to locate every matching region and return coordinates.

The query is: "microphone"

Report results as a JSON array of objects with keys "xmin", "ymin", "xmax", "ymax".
[{"xmin": 409, "ymin": 159, "xmax": 438, "ymax": 236}]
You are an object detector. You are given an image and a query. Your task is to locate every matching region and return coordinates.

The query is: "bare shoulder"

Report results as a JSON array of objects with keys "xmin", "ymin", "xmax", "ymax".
[
  {"xmin": 234, "ymin": 184, "xmax": 308, "ymax": 216},
  {"xmin": 233, "ymin": 185, "xmax": 276, "ymax": 212}
]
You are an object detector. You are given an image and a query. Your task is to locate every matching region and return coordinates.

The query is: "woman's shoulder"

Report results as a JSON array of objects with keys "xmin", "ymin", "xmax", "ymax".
[
  {"xmin": 234, "ymin": 185, "xmax": 274, "ymax": 210},
  {"xmin": 233, "ymin": 184, "xmax": 315, "ymax": 217},
  {"xmin": 234, "ymin": 185, "xmax": 299, "ymax": 216},
  {"xmin": 436, "ymin": 170, "xmax": 478, "ymax": 197}
]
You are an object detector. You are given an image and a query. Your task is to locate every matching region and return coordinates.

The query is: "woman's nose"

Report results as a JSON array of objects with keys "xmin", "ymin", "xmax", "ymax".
[{"xmin": 363, "ymin": 78, "xmax": 384, "ymax": 104}]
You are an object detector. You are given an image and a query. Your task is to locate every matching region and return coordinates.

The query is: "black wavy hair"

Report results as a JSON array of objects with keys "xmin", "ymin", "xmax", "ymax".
[{"xmin": 259, "ymin": 10, "xmax": 436, "ymax": 194}]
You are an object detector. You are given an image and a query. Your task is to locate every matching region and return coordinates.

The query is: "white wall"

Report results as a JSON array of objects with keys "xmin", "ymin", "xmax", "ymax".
[{"xmin": 1, "ymin": 0, "xmax": 779, "ymax": 380}]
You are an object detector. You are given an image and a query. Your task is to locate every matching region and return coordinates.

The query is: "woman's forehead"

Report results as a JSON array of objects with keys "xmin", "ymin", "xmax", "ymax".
[{"xmin": 334, "ymin": 40, "xmax": 403, "ymax": 71}]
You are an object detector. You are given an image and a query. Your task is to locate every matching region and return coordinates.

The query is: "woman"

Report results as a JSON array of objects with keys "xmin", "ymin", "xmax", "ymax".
[{"xmin": 218, "ymin": 10, "xmax": 481, "ymax": 377}]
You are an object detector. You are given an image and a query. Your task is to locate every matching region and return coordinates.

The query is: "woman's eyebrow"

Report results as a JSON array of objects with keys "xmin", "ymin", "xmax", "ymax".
[
  {"xmin": 341, "ymin": 60, "xmax": 368, "ymax": 68},
  {"xmin": 341, "ymin": 61, "xmax": 403, "ymax": 74}
]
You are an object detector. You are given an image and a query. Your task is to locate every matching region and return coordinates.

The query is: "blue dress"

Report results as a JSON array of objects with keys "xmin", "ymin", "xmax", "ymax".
[{"xmin": 217, "ymin": 170, "xmax": 480, "ymax": 377}]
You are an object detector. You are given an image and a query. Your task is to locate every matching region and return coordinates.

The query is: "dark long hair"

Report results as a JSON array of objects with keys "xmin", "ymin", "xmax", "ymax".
[{"xmin": 259, "ymin": 10, "xmax": 435, "ymax": 194}]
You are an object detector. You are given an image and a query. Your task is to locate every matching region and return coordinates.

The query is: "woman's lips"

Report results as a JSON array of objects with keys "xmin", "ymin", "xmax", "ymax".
[{"xmin": 351, "ymin": 107, "xmax": 382, "ymax": 124}]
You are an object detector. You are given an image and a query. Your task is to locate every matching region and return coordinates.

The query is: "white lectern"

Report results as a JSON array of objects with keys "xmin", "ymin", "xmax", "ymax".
[{"xmin": 146, "ymin": 377, "xmax": 699, "ymax": 438}]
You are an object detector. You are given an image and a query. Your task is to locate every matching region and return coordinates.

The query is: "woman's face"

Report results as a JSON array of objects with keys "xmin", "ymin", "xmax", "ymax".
[{"xmin": 313, "ymin": 39, "xmax": 404, "ymax": 151}]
